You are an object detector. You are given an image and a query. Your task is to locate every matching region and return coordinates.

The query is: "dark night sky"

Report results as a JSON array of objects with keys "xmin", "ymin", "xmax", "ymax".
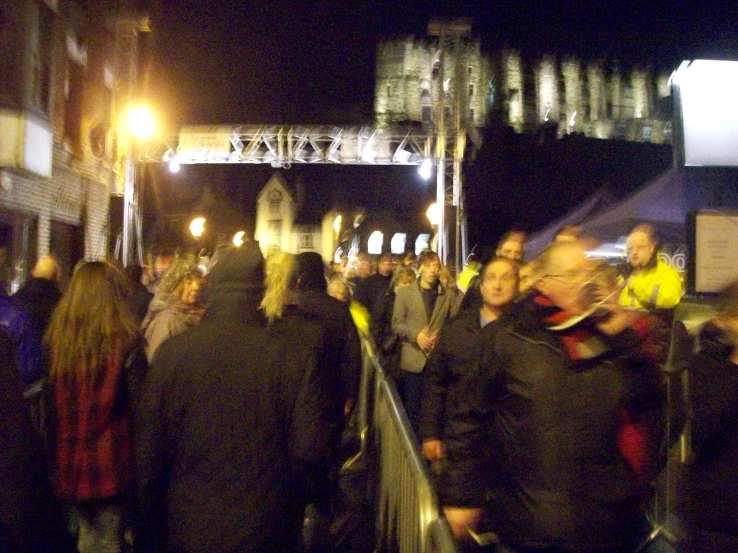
[{"xmin": 139, "ymin": 0, "xmax": 738, "ymax": 250}]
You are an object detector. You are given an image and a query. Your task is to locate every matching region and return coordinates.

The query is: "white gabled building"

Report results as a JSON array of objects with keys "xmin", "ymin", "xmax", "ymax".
[{"xmin": 255, "ymin": 173, "xmax": 333, "ymax": 261}]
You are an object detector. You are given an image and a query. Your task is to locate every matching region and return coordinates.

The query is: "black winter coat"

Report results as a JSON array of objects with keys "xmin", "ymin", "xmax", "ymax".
[
  {"xmin": 420, "ymin": 307, "xmax": 483, "ymax": 442},
  {"xmin": 298, "ymin": 290, "xmax": 362, "ymax": 410},
  {"xmin": 134, "ymin": 294, "xmax": 340, "ymax": 553},
  {"xmin": 445, "ymin": 298, "xmax": 664, "ymax": 552},
  {"xmin": 679, "ymin": 336, "xmax": 738, "ymax": 541}
]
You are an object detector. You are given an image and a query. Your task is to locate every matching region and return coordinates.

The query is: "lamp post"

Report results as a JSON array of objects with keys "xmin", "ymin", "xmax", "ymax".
[
  {"xmin": 121, "ymin": 106, "xmax": 155, "ymax": 267},
  {"xmin": 426, "ymin": 202, "xmax": 440, "ymax": 252}
]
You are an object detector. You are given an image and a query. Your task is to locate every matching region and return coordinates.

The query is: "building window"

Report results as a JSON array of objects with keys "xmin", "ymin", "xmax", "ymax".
[
  {"xmin": 391, "ymin": 233, "xmax": 406, "ymax": 255},
  {"xmin": 367, "ymin": 231, "xmax": 383, "ymax": 255},
  {"xmin": 415, "ymin": 234, "xmax": 431, "ymax": 255},
  {"xmin": 468, "ymin": 66, "xmax": 473, "ymax": 76},
  {"xmin": 468, "ymin": 109, "xmax": 475, "ymax": 122},
  {"xmin": 31, "ymin": 2, "xmax": 53, "ymax": 114},
  {"xmin": 267, "ymin": 244, "xmax": 280, "ymax": 255},
  {"xmin": 468, "ymin": 84, "xmax": 474, "ymax": 97},
  {"xmin": 268, "ymin": 220, "xmax": 282, "ymax": 237},
  {"xmin": 387, "ymin": 84, "xmax": 391, "ymax": 97},
  {"xmin": 422, "ymin": 105, "xmax": 432, "ymax": 123},
  {"xmin": 64, "ymin": 59, "xmax": 85, "ymax": 150},
  {"xmin": 268, "ymin": 189, "xmax": 282, "ymax": 213},
  {"xmin": 300, "ymin": 234, "xmax": 314, "ymax": 249}
]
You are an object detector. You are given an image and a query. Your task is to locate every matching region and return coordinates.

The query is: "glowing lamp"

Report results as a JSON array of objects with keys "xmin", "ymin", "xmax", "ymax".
[
  {"xmin": 126, "ymin": 107, "xmax": 156, "ymax": 140},
  {"xmin": 189, "ymin": 217, "xmax": 206, "ymax": 239}
]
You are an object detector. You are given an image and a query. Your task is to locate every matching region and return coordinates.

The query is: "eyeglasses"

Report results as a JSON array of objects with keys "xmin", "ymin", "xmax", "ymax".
[{"xmin": 544, "ymin": 268, "xmax": 592, "ymax": 283}]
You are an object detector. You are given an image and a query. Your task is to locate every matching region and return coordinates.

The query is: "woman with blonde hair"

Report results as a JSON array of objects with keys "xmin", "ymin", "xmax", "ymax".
[
  {"xmin": 141, "ymin": 252, "xmax": 205, "ymax": 362},
  {"xmin": 260, "ymin": 251, "xmax": 297, "ymax": 324},
  {"xmin": 45, "ymin": 261, "xmax": 146, "ymax": 553}
]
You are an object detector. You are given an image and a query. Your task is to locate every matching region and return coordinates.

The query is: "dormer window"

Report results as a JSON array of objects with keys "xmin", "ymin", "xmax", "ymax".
[{"xmin": 268, "ymin": 189, "xmax": 282, "ymax": 213}]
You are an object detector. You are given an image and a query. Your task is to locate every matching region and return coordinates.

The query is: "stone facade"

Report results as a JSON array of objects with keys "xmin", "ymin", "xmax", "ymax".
[
  {"xmin": 0, "ymin": 0, "xmax": 124, "ymax": 289},
  {"xmin": 374, "ymin": 35, "xmax": 673, "ymax": 145}
]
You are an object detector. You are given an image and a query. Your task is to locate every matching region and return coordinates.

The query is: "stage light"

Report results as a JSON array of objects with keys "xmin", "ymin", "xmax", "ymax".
[{"xmin": 418, "ymin": 158, "xmax": 433, "ymax": 180}]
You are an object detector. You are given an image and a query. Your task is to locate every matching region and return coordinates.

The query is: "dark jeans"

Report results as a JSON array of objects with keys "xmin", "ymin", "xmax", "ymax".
[{"xmin": 396, "ymin": 370, "xmax": 423, "ymax": 439}]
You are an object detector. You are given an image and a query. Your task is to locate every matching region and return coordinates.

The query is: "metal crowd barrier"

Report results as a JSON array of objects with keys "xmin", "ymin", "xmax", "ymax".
[{"xmin": 356, "ymin": 336, "xmax": 459, "ymax": 553}]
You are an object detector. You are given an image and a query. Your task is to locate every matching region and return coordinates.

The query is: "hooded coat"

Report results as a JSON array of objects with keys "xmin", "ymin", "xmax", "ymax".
[{"xmin": 134, "ymin": 245, "xmax": 339, "ymax": 553}]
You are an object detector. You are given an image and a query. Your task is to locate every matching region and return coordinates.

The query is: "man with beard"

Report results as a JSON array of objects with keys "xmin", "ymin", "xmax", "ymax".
[{"xmin": 619, "ymin": 223, "xmax": 683, "ymax": 312}]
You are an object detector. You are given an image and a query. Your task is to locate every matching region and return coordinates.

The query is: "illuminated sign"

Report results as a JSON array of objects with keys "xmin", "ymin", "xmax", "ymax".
[{"xmin": 673, "ymin": 60, "xmax": 738, "ymax": 167}]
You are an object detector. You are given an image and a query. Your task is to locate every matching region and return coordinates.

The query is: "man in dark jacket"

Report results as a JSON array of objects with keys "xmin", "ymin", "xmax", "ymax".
[
  {"xmin": 13, "ymin": 255, "xmax": 62, "ymax": 330},
  {"xmin": 295, "ymin": 252, "xmax": 362, "ymax": 418},
  {"xmin": 446, "ymin": 242, "xmax": 664, "ymax": 553},
  {"xmin": 420, "ymin": 257, "xmax": 520, "ymax": 543},
  {"xmin": 5, "ymin": 256, "xmax": 62, "ymax": 384},
  {"xmin": 354, "ymin": 253, "xmax": 393, "ymax": 315},
  {"xmin": 0, "ymin": 329, "xmax": 75, "ymax": 552},
  {"xmin": 134, "ymin": 244, "xmax": 339, "ymax": 553}
]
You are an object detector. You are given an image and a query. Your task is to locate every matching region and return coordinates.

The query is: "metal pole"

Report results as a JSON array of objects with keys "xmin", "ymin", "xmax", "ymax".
[
  {"xmin": 435, "ymin": 34, "xmax": 446, "ymax": 265},
  {"xmin": 121, "ymin": 156, "xmax": 135, "ymax": 267}
]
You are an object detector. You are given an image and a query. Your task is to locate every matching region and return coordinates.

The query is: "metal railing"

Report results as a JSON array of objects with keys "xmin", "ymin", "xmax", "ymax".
[{"xmin": 355, "ymin": 336, "xmax": 459, "ymax": 553}]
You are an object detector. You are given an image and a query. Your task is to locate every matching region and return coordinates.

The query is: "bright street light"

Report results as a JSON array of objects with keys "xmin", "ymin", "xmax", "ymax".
[
  {"xmin": 126, "ymin": 106, "xmax": 156, "ymax": 140},
  {"xmin": 232, "ymin": 231, "xmax": 245, "ymax": 247},
  {"xmin": 333, "ymin": 214, "xmax": 342, "ymax": 234},
  {"xmin": 189, "ymin": 217, "xmax": 206, "ymax": 239},
  {"xmin": 418, "ymin": 158, "xmax": 433, "ymax": 180},
  {"xmin": 426, "ymin": 202, "xmax": 440, "ymax": 226},
  {"xmin": 168, "ymin": 155, "xmax": 181, "ymax": 173}
]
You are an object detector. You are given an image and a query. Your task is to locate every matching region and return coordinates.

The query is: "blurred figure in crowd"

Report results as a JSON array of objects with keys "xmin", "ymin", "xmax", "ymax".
[
  {"xmin": 0, "ymin": 328, "xmax": 76, "ymax": 553},
  {"xmin": 445, "ymin": 241, "xmax": 664, "ymax": 553},
  {"xmin": 354, "ymin": 253, "xmax": 393, "ymax": 314},
  {"xmin": 371, "ymin": 266, "xmax": 416, "ymax": 378},
  {"xmin": 45, "ymin": 262, "xmax": 146, "ymax": 553},
  {"xmin": 141, "ymin": 253, "xmax": 205, "ymax": 362},
  {"xmin": 328, "ymin": 276, "xmax": 352, "ymax": 303},
  {"xmin": 123, "ymin": 264, "xmax": 153, "ymax": 324},
  {"xmin": 135, "ymin": 244, "xmax": 338, "ymax": 553},
  {"xmin": 3, "ymin": 255, "xmax": 64, "ymax": 385},
  {"xmin": 420, "ymin": 257, "xmax": 520, "ymax": 543},
  {"xmin": 619, "ymin": 223, "xmax": 683, "ymax": 314},
  {"xmin": 146, "ymin": 250, "xmax": 174, "ymax": 294},
  {"xmin": 678, "ymin": 279, "xmax": 738, "ymax": 553},
  {"xmin": 495, "ymin": 231, "xmax": 524, "ymax": 261},
  {"xmin": 295, "ymin": 252, "xmax": 361, "ymax": 420},
  {"xmin": 392, "ymin": 250, "xmax": 461, "ymax": 435}
]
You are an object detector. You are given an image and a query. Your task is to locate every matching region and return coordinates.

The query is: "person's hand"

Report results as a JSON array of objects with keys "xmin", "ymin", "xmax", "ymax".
[
  {"xmin": 442, "ymin": 507, "xmax": 485, "ymax": 542},
  {"xmin": 343, "ymin": 398, "xmax": 355, "ymax": 418},
  {"xmin": 422, "ymin": 438, "xmax": 444, "ymax": 462},
  {"xmin": 596, "ymin": 305, "xmax": 638, "ymax": 335},
  {"xmin": 417, "ymin": 328, "xmax": 436, "ymax": 352}
]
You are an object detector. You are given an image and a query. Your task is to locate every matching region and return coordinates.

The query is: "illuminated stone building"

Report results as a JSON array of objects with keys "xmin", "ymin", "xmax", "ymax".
[
  {"xmin": 374, "ymin": 37, "xmax": 673, "ymax": 144},
  {"xmin": 0, "ymin": 0, "xmax": 146, "ymax": 290}
]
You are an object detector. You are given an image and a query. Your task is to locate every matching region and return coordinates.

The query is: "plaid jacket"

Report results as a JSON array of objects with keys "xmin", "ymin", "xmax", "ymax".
[{"xmin": 52, "ymin": 349, "xmax": 135, "ymax": 500}]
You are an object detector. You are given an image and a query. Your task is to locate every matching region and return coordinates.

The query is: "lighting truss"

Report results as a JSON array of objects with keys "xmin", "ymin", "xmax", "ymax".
[{"xmin": 143, "ymin": 125, "xmax": 458, "ymax": 168}]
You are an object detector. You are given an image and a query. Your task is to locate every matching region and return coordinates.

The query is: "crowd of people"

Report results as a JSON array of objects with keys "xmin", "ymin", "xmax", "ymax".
[{"xmin": 0, "ymin": 222, "xmax": 737, "ymax": 553}]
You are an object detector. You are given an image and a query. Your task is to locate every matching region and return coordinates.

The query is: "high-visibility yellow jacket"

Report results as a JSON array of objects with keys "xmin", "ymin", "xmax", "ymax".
[
  {"xmin": 456, "ymin": 261, "xmax": 481, "ymax": 293},
  {"xmin": 618, "ymin": 258, "xmax": 683, "ymax": 310}
]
